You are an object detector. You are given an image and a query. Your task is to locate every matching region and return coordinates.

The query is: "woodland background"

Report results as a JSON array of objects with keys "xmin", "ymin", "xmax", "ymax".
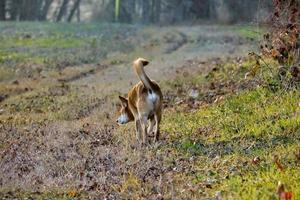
[{"xmin": 0, "ymin": 0, "xmax": 273, "ymax": 24}]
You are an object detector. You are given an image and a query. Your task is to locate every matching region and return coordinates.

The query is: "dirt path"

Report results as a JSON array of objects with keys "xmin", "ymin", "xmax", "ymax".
[{"xmin": 72, "ymin": 25, "xmax": 257, "ymax": 96}]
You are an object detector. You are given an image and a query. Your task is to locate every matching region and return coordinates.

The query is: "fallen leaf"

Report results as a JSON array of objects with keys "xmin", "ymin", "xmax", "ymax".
[
  {"xmin": 277, "ymin": 181, "xmax": 293, "ymax": 200},
  {"xmin": 274, "ymin": 155, "xmax": 284, "ymax": 172},
  {"xmin": 67, "ymin": 189, "xmax": 77, "ymax": 197}
]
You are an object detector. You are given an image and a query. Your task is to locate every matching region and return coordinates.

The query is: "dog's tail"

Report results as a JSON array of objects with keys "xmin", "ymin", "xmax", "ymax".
[{"xmin": 133, "ymin": 58, "xmax": 154, "ymax": 91}]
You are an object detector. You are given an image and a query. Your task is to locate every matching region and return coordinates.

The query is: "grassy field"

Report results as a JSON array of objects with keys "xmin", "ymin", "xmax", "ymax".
[
  {"xmin": 160, "ymin": 58, "xmax": 300, "ymax": 199},
  {"xmin": 0, "ymin": 22, "xmax": 299, "ymax": 199}
]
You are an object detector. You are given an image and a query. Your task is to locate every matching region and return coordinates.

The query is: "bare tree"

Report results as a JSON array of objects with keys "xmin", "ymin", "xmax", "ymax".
[
  {"xmin": 19, "ymin": 0, "xmax": 28, "ymax": 21},
  {"xmin": 39, "ymin": 0, "xmax": 53, "ymax": 21},
  {"xmin": 29, "ymin": 0, "xmax": 42, "ymax": 20},
  {"xmin": 67, "ymin": 0, "xmax": 81, "ymax": 22},
  {"xmin": 0, "ymin": 0, "xmax": 5, "ymax": 20},
  {"xmin": 76, "ymin": 2, "xmax": 80, "ymax": 22},
  {"xmin": 150, "ymin": 0, "xmax": 161, "ymax": 23},
  {"xmin": 142, "ymin": 0, "xmax": 150, "ymax": 23},
  {"xmin": 9, "ymin": 0, "xmax": 21, "ymax": 20},
  {"xmin": 56, "ymin": 0, "xmax": 69, "ymax": 22}
]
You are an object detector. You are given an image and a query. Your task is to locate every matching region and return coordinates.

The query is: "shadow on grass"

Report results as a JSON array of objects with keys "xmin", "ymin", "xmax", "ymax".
[{"xmin": 174, "ymin": 133, "xmax": 298, "ymax": 157}]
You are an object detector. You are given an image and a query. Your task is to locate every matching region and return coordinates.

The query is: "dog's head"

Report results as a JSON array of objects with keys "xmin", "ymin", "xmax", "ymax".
[
  {"xmin": 134, "ymin": 57, "xmax": 149, "ymax": 67},
  {"xmin": 116, "ymin": 96, "xmax": 134, "ymax": 124}
]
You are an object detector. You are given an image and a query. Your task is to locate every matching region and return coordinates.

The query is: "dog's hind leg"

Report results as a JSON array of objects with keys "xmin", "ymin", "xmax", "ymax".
[
  {"xmin": 140, "ymin": 116, "xmax": 148, "ymax": 145},
  {"xmin": 135, "ymin": 119, "xmax": 142, "ymax": 145},
  {"xmin": 147, "ymin": 116, "xmax": 155, "ymax": 136},
  {"xmin": 153, "ymin": 112, "xmax": 162, "ymax": 142}
]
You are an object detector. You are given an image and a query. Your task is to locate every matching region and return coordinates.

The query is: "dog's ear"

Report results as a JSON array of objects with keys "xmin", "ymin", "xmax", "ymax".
[
  {"xmin": 138, "ymin": 58, "xmax": 149, "ymax": 66},
  {"xmin": 119, "ymin": 96, "xmax": 128, "ymax": 107},
  {"xmin": 141, "ymin": 60, "xmax": 149, "ymax": 66}
]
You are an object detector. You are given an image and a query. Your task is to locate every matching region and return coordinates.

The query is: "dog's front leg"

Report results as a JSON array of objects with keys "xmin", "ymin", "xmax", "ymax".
[{"xmin": 153, "ymin": 113, "xmax": 161, "ymax": 142}]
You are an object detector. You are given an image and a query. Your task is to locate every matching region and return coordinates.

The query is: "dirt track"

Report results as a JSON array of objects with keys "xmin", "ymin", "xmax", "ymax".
[{"xmin": 73, "ymin": 26, "xmax": 257, "ymax": 95}]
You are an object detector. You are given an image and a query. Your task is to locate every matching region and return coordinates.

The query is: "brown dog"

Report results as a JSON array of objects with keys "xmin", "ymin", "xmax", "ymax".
[{"xmin": 117, "ymin": 58, "xmax": 163, "ymax": 145}]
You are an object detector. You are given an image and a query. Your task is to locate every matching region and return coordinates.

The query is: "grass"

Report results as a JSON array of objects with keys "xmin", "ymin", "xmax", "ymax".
[
  {"xmin": 1, "ymin": 36, "xmax": 87, "ymax": 49},
  {"xmin": 0, "ymin": 189, "xmax": 80, "ymax": 200},
  {"xmin": 0, "ymin": 22, "xmax": 137, "ymax": 72},
  {"xmin": 0, "ymin": 84, "xmax": 103, "ymax": 126},
  {"xmin": 233, "ymin": 25, "xmax": 265, "ymax": 40},
  {"xmin": 159, "ymin": 59, "xmax": 300, "ymax": 198}
]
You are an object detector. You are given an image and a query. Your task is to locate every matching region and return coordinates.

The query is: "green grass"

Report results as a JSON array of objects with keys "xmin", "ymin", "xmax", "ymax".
[
  {"xmin": 0, "ymin": 22, "xmax": 136, "ymax": 37},
  {"xmin": 233, "ymin": 25, "xmax": 265, "ymax": 40},
  {"xmin": 163, "ymin": 87, "xmax": 299, "ymax": 147},
  {"xmin": 0, "ymin": 22, "xmax": 137, "ymax": 68},
  {"xmin": 161, "ymin": 62, "xmax": 300, "ymax": 198},
  {"xmin": 2, "ymin": 37, "xmax": 87, "ymax": 49},
  {"xmin": 112, "ymin": 57, "xmax": 300, "ymax": 199}
]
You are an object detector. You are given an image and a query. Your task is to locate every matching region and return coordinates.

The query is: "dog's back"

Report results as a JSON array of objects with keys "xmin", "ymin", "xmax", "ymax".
[{"xmin": 128, "ymin": 80, "xmax": 162, "ymax": 118}]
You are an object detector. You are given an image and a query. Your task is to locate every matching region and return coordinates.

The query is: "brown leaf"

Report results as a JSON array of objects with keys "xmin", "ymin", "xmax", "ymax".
[
  {"xmin": 277, "ymin": 182, "xmax": 293, "ymax": 200},
  {"xmin": 271, "ymin": 49, "xmax": 280, "ymax": 58},
  {"xmin": 67, "ymin": 189, "xmax": 78, "ymax": 197},
  {"xmin": 284, "ymin": 192, "xmax": 293, "ymax": 200},
  {"xmin": 274, "ymin": 155, "xmax": 284, "ymax": 172}
]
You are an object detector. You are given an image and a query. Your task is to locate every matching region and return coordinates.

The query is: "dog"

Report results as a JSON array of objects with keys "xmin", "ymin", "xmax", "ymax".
[{"xmin": 116, "ymin": 58, "xmax": 163, "ymax": 145}]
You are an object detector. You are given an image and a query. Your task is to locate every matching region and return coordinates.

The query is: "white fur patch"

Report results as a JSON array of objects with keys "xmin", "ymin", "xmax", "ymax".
[
  {"xmin": 148, "ymin": 91, "xmax": 158, "ymax": 103},
  {"xmin": 117, "ymin": 114, "xmax": 129, "ymax": 124}
]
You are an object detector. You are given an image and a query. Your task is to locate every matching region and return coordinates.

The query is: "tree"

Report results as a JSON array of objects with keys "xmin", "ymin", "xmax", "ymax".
[
  {"xmin": 56, "ymin": 0, "xmax": 69, "ymax": 22},
  {"xmin": 142, "ymin": 0, "xmax": 150, "ymax": 23},
  {"xmin": 9, "ymin": 0, "xmax": 21, "ymax": 20},
  {"xmin": 0, "ymin": 0, "xmax": 5, "ymax": 20},
  {"xmin": 39, "ymin": 0, "xmax": 54, "ymax": 21},
  {"xmin": 67, "ymin": 0, "xmax": 81, "ymax": 22},
  {"xmin": 151, "ymin": 0, "xmax": 161, "ymax": 23}
]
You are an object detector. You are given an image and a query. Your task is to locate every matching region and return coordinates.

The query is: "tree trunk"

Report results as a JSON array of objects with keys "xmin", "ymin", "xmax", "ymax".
[
  {"xmin": 155, "ymin": 0, "xmax": 161, "ymax": 23},
  {"xmin": 40, "ymin": 0, "xmax": 53, "ymax": 21},
  {"xmin": 76, "ymin": 3, "xmax": 80, "ymax": 22},
  {"xmin": 142, "ymin": 0, "xmax": 150, "ymax": 23},
  {"xmin": 126, "ymin": 0, "xmax": 135, "ymax": 23},
  {"xmin": 19, "ymin": 0, "xmax": 29, "ymax": 20},
  {"xmin": 150, "ymin": 0, "xmax": 155, "ymax": 23},
  {"xmin": 150, "ymin": 0, "xmax": 161, "ymax": 23},
  {"xmin": 10, "ymin": 0, "xmax": 21, "ymax": 20},
  {"xmin": 67, "ymin": 0, "xmax": 81, "ymax": 22},
  {"xmin": 29, "ymin": 0, "xmax": 41, "ymax": 20},
  {"xmin": 0, "ymin": 0, "xmax": 5, "ymax": 20},
  {"xmin": 56, "ymin": 0, "xmax": 69, "ymax": 22},
  {"xmin": 172, "ymin": 0, "xmax": 184, "ymax": 23}
]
